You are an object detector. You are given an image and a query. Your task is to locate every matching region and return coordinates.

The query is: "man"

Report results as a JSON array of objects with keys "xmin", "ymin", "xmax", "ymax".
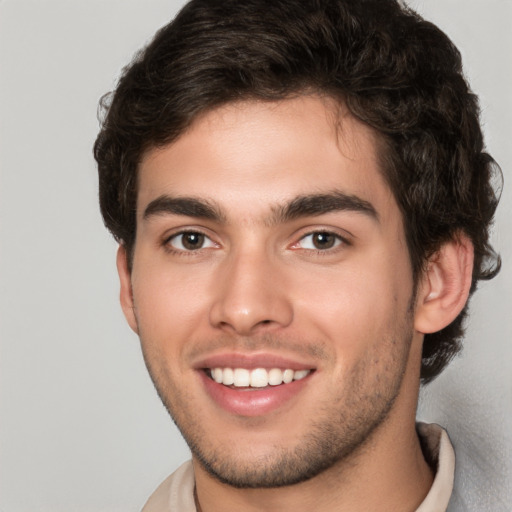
[{"xmin": 94, "ymin": 0, "xmax": 501, "ymax": 510}]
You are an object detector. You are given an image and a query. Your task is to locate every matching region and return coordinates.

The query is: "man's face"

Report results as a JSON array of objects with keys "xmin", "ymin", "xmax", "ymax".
[{"xmin": 120, "ymin": 96, "xmax": 423, "ymax": 487}]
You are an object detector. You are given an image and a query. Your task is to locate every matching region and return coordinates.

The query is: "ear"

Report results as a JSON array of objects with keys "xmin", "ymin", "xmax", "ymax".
[
  {"xmin": 414, "ymin": 234, "xmax": 474, "ymax": 334},
  {"xmin": 116, "ymin": 244, "xmax": 139, "ymax": 334}
]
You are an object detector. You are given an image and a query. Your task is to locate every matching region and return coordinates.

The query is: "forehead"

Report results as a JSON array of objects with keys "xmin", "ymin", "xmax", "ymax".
[{"xmin": 137, "ymin": 96, "xmax": 397, "ymax": 223}]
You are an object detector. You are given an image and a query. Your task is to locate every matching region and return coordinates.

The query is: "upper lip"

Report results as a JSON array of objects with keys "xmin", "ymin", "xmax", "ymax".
[{"xmin": 192, "ymin": 352, "xmax": 317, "ymax": 371}]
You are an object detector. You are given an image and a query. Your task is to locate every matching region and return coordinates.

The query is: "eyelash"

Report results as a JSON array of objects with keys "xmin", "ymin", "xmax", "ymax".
[
  {"xmin": 292, "ymin": 230, "xmax": 350, "ymax": 254},
  {"xmin": 163, "ymin": 230, "xmax": 217, "ymax": 255},
  {"xmin": 162, "ymin": 228, "xmax": 350, "ymax": 256}
]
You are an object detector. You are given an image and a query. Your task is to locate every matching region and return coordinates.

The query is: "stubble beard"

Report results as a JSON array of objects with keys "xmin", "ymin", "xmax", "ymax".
[{"xmin": 140, "ymin": 314, "xmax": 414, "ymax": 489}]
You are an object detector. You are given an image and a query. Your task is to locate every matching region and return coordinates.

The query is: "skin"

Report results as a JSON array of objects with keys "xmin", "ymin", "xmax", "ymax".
[{"xmin": 117, "ymin": 96, "xmax": 473, "ymax": 511}]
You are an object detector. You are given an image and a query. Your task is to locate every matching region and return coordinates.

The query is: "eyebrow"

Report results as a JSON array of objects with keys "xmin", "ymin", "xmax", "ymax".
[
  {"xmin": 272, "ymin": 191, "xmax": 379, "ymax": 225},
  {"xmin": 142, "ymin": 191, "xmax": 378, "ymax": 225},
  {"xmin": 143, "ymin": 196, "xmax": 225, "ymax": 222}
]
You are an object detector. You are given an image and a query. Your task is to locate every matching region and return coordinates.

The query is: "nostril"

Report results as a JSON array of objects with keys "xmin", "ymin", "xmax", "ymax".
[{"xmin": 209, "ymin": 293, "xmax": 294, "ymax": 334}]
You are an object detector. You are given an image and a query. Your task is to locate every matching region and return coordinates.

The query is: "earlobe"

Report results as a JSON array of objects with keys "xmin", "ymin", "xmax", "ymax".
[
  {"xmin": 116, "ymin": 245, "xmax": 139, "ymax": 334},
  {"xmin": 414, "ymin": 234, "xmax": 474, "ymax": 334}
]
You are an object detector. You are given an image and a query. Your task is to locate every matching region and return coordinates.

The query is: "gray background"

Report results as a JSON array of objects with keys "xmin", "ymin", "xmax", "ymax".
[{"xmin": 0, "ymin": 0, "xmax": 510, "ymax": 510}]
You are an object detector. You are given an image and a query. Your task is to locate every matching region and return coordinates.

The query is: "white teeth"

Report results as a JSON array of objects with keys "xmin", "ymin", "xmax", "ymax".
[
  {"xmin": 222, "ymin": 367, "xmax": 234, "ymax": 385},
  {"xmin": 212, "ymin": 368, "xmax": 223, "ymax": 384},
  {"xmin": 293, "ymin": 369, "xmax": 309, "ymax": 381},
  {"xmin": 283, "ymin": 369, "xmax": 294, "ymax": 383},
  {"xmin": 210, "ymin": 367, "xmax": 311, "ymax": 387},
  {"xmin": 233, "ymin": 368, "xmax": 250, "ymax": 387},
  {"xmin": 250, "ymin": 368, "xmax": 268, "ymax": 388},
  {"xmin": 268, "ymin": 368, "xmax": 283, "ymax": 386}
]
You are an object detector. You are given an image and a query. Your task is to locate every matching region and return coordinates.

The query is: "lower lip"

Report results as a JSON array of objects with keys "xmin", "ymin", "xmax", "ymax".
[{"xmin": 199, "ymin": 371, "xmax": 312, "ymax": 417}]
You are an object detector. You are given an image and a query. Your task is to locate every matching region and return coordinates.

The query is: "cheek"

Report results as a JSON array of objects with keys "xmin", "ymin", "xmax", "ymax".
[
  {"xmin": 293, "ymin": 257, "xmax": 412, "ymax": 353},
  {"xmin": 295, "ymin": 267, "xmax": 392, "ymax": 320},
  {"xmin": 131, "ymin": 264, "xmax": 212, "ymax": 351}
]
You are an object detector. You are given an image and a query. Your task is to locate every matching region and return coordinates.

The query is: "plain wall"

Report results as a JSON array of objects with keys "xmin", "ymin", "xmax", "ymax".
[{"xmin": 0, "ymin": 1, "xmax": 510, "ymax": 510}]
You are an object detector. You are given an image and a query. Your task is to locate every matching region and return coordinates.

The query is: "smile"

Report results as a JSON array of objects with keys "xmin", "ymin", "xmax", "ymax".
[{"xmin": 209, "ymin": 367, "xmax": 311, "ymax": 388}]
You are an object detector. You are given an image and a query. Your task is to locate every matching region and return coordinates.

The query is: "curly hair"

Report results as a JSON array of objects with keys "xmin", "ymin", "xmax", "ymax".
[{"xmin": 94, "ymin": 0, "xmax": 501, "ymax": 383}]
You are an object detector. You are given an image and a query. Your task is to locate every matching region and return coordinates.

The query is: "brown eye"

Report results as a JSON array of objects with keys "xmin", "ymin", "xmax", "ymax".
[
  {"xmin": 169, "ymin": 231, "xmax": 215, "ymax": 251},
  {"xmin": 182, "ymin": 232, "xmax": 204, "ymax": 250},
  {"xmin": 312, "ymin": 232, "xmax": 336, "ymax": 249},
  {"xmin": 296, "ymin": 231, "xmax": 344, "ymax": 251}
]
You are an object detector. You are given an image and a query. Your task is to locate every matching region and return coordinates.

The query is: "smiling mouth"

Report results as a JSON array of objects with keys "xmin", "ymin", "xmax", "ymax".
[{"xmin": 207, "ymin": 367, "xmax": 313, "ymax": 388}]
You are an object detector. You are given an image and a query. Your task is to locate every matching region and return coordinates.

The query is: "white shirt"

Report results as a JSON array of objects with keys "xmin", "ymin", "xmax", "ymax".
[{"xmin": 142, "ymin": 422, "xmax": 455, "ymax": 512}]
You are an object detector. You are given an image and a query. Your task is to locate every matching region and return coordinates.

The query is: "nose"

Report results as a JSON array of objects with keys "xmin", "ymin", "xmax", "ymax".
[{"xmin": 209, "ymin": 249, "xmax": 294, "ymax": 335}]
